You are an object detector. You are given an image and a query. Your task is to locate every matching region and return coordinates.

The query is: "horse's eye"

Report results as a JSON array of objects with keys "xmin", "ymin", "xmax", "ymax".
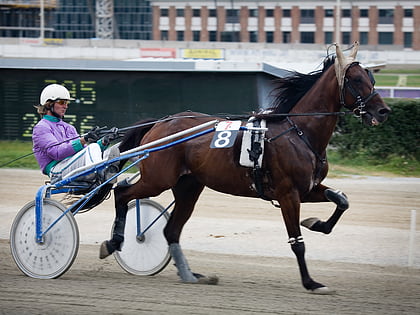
[{"xmin": 353, "ymin": 76, "xmax": 363, "ymax": 84}]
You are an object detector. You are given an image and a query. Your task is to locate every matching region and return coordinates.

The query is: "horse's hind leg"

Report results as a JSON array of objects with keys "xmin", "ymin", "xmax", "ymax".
[
  {"xmin": 301, "ymin": 184, "xmax": 349, "ymax": 234},
  {"xmin": 165, "ymin": 175, "xmax": 218, "ymax": 285}
]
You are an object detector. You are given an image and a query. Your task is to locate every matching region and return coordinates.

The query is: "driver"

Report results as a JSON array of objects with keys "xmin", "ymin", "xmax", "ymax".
[{"xmin": 32, "ymin": 83, "xmax": 119, "ymax": 184}]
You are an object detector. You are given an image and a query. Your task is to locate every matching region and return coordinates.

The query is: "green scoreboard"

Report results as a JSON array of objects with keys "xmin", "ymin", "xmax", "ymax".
[{"xmin": 0, "ymin": 59, "xmax": 282, "ymax": 140}]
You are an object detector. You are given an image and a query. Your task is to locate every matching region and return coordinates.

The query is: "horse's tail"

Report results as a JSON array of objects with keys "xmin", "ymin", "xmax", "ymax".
[{"xmin": 118, "ymin": 118, "xmax": 157, "ymax": 154}]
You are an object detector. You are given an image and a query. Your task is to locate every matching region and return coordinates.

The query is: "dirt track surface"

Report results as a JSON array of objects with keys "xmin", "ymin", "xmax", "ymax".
[{"xmin": 0, "ymin": 169, "xmax": 419, "ymax": 314}]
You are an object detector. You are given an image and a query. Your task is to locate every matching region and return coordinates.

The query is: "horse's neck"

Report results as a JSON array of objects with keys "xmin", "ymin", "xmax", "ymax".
[{"xmin": 290, "ymin": 68, "xmax": 341, "ymax": 153}]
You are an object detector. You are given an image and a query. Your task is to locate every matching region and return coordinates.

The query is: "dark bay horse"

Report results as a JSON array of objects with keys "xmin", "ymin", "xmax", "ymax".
[{"xmin": 100, "ymin": 43, "xmax": 390, "ymax": 293}]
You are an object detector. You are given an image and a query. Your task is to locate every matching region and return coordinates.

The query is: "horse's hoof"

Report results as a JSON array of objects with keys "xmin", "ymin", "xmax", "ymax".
[
  {"xmin": 310, "ymin": 286, "xmax": 336, "ymax": 295},
  {"xmin": 99, "ymin": 241, "xmax": 112, "ymax": 259},
  {"xmin": 197, "ymin": 275, "xmax": 219, "ymax": 285},
  {"xmin": 300, "ymin": 217, "xmax": 320, "ymax": 230}
]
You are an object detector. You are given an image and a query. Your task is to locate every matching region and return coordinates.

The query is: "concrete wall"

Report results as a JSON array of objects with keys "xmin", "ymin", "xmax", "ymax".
[{"xmin": 1, "ymin": 38, "xmax": 419, "ymax": 71}]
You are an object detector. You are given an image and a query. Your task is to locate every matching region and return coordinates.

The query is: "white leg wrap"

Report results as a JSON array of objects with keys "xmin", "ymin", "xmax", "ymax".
[{"xmin": 169, "ymin": 243, "xmax": 198, "ymax": 283}]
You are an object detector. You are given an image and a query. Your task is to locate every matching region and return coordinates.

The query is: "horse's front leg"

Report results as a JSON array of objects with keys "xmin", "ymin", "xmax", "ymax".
[
  {"xmin": 99, "ymin": 185, "xmax": 129, "ymax": 259},
  {"xmin": 279, "ymin": 190, "xmax": 334, "ymax": 294},
  {"xmin": 300, "ymin": 184, "xmax": 349, "ymax": 234}
]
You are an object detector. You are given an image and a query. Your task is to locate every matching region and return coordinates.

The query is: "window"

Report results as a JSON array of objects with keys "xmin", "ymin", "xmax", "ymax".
[
  {"xmin": 193, "ymin": 31, "xmax": 200, "ymax": 41},
  {"xmin": 177, "ymin": 30, "xmax": 184, "ymax": 41},
  {"xmin": 325, "ymin": 9, "xmax": 334, "ymax": 17},
  {"xmin": 249, "ymin": 9, "xmax": 258, "ymax": 17},
  {"xmin": 209, "ymin": 9, "xmax": 217, "ymax": 17},
  {"xmin": 209, "ymin": 30, "xmax": 217, "ymax": 41},
  {"xmin": 379, "ymin": 9, "xmax": 393, "ymax": 24},
  {"xmin": 176, "ymin": 9, "xmax": 184, "ymax": 17},
  {"xmin": 193, "ymin": 9, "xmax": 200, "ymax": 17},
  {"xmin": 266, "ymin": 31, "xmax": 274, "ymax": 43},
  {"xmin": 249, "ymin": 31, "xmax": 258, "ymax": 42},
  {"xmin": 283, "ymin": 31, "xmax": 291, "ymax": 43},
  {"xmin": 283, "ymin": 9, "xmax": 291, "ymax": 17},
  {"xmin": 360, "ymin": 9, "xmax": 368, "ymax": 17},
  {"xmin": 404, "ymin": 9, "xmax": 413, "ymax": 17},
  {"xmin": 161, "ymin": 30, "xmax": 168, "ymax": 40},
  {"xmin": 301, "ymin": 32, "xmax": 314, "ymax": 43},
  {"xmin": 226, "ymin": 9, "xmax": 239, "ymax": 23},
  {"xmin": 342, "ymin": 32, "xmax": 351, "ymax": 44},
  {"xmin": 301, "ymin": 9, "xmax": 314, "ymax": 23},
  {"xmin": 266, "ymin": 9, "xmax": 274, "ymax": 17},
  {"xmin": 160, "ymin": 8, "xmax": 168, "ymax": 17},
  {"xmin": 221, "ymin": 31, "xmax": 239, "ymax": 42},
  {"xmin": 342, "ymin": 9, "xmax": 351, "ymax": 18},
  {"xmin": 359, "ymin": 32, "xmax": 368, "ymax": 45},
  {"xmin": 325, "ymin": 31, "xmax": 333, "ymax": 44},
  {"xmin": 378, "ymin": 32, "xmax": 393, "ymax": 45},
  {"xmin": 404, "ymin": 32, "xmax": 412, "ymax": 48}
]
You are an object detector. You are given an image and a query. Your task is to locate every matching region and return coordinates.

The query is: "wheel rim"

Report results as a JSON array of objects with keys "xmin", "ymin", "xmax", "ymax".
[
  {"xmin": 10, "ymin": 199, "xmax": 79, "ymax": 279},
  {"xmin": 114, "ymin": 199, "xmax": 171, "ymax": 276}
]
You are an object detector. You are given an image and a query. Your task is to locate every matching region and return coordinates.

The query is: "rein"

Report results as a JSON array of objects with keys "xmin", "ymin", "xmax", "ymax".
[
  {"xmin": 116, "ymin": 111, "xmax": 352, "ymax": 134},
  {"xmin": 0, "ymin": 111, "xmax": 352, "ymax": 168}
]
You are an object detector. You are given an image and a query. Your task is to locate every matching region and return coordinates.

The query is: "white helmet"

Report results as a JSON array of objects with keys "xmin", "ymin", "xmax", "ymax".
[{"xmin": 40, "ymin": 84, "xmax": 75, "ymax": 105}]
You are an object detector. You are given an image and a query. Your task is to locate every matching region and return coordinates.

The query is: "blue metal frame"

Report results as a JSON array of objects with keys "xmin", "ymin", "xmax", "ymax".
[{"xmin": 34, "ymin": 126, "xmax": 217, "ymax": 243}]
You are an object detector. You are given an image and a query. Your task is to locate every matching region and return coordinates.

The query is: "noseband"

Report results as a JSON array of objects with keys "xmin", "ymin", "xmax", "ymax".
[{"xmin": 340, "ymin": 62, "xmax": 378, "ymax": 118}]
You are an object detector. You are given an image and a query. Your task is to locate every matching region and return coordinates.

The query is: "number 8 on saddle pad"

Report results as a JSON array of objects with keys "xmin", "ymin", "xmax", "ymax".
[{"xmin": 210, "ymin": 120, "xmax": 241, "ymax": 149}]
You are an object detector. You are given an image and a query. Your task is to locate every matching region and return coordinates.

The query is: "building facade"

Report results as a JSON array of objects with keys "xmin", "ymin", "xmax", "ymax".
[
  {"xmin": 151, "ymin": 0, "xmax": 420, "ymax": 50},
  {"xmin": 0, "ymin": 0, "xmax": 152, "ymax": 40},
  {"xmin": 0, "ymin": 0, "xmax": 419, "ymax": 50}
]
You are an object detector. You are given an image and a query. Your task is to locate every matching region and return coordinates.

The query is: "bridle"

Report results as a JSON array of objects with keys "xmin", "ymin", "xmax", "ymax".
[{"xmin": 340, "ymin": 62, "xmax": 378, "ymax": 118}]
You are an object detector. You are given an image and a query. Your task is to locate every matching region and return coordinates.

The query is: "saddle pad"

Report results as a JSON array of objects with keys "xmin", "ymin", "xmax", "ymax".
[{"xmin": 239, "ymin": 119, "xmax": 266, "ymax": 167}]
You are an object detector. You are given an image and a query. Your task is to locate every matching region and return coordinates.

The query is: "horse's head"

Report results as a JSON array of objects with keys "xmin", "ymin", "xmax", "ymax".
[{"xmin": 335, "ymin": 42, "xmax": 391, "ymax": 126}]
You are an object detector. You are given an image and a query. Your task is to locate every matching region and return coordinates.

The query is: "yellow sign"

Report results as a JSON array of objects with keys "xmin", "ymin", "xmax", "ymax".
[
  {"xmin": 44, "ymin": 38, "xmax": 64, "ymax": 46},
  {"xmin": 182, "ymin": 49, "xmax": 224, "ymax": 60}
]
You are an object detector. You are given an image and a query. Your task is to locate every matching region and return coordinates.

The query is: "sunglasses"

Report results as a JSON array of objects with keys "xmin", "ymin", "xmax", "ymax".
[{"xmin": 55, "ymin": 100, "xmax": 69, "ymax": 105}]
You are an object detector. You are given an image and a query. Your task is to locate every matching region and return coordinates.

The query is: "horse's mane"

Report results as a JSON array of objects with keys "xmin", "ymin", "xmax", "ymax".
[{"xmin": 263, "ymin": 56, "xmax": 336, "ymax": 118}]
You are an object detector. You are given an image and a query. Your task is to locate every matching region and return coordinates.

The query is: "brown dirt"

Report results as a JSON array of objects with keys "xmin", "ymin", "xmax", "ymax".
[{"xmin": 0, "ymin": 169, "xmax": 419, "ymax": 314}]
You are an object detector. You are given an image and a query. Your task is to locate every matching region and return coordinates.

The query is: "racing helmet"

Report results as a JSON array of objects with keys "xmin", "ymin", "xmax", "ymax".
[{"xmin": 39, "ymin": 84, "xmax": 75, "ymax": 105}]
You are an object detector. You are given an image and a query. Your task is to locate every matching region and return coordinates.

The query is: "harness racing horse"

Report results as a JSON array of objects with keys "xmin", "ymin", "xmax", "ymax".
[{"xmin": 100, "ymin": 43, "xmax": 390, "ymax": 293}]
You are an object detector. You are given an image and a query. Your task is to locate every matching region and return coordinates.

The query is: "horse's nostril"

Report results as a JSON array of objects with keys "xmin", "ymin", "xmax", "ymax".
[{"xmin": 379, "ymin": 107, "xmax": 391, "ymax": 116}]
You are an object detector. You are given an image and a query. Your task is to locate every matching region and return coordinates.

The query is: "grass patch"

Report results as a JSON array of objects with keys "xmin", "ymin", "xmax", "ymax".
[
  {"xmin": 0, "ymin": 141, "xmax": 38, "ymax": 169},
  {"xmin": 380, "ymin": 69, "xmax": 420, "ymax": 74},
  {"xmin": 374, "ymin": 75, "xmax": 399, "ymax": 86},
  {"xmin": 374, "ymin": 69, "xmax": 420, "ymax": 87},
  {"xmin": 407, "ymin": 75, "xmax": 420, "ymax": 87},
  {"xmin": 1, "ymin": 140, "xmax": 417, "ymax": 178},
  {"xmin": 327, "ymin": 149, "xmax": 419, "ymax": 177}
]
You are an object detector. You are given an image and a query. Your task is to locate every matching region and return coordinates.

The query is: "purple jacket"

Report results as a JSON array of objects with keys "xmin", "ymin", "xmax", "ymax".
[{"xmin": 33, "ymin": 115, "xmax": 83, "ymax": 174}]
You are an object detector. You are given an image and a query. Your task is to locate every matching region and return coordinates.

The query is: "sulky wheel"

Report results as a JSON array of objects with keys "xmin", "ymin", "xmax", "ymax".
[
  {"xmin": 114, "ymin": 199, "xmax": 171, "ymax": 276},
  {"xmin": 10, "ymin": 199, "xmax": 79, "ymax": 279}
]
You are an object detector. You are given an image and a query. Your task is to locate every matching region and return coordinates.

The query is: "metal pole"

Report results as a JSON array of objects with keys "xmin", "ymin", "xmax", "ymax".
[
  {"xmin": 39, "ymin": 0, "xmax": 45, "ymax": 41},
  {"xmin": 408, "ymin": 210, "xmax": 417, "ymax": 267},
  {"xmin": 335, "ymin": 0, "xmax": 341, "ymax": 44}
]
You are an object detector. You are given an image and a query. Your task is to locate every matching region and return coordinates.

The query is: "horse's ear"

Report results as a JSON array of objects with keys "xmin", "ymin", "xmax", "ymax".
[
  {"xmin": 335, "ymin": 43, "xmax": 346, "ymax": 68},
  {"xmin": 334, "ymin": 43, "xmax": 347, "ymax": 89},
  {"xmin": 348, "ymin": 41, "xmax": 359, "ymax": 61}
]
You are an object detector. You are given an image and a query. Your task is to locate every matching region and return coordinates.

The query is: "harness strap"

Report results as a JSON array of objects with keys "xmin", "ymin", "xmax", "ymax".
[
  {"xmin": 266, "ymin": 125, "xmax": 296, "ymax": 143},
  {"xmin": 286, "ymin": 118, "xmax": 327, "ymax": 183},
  {"xmin": 265, "ymin": 118, "xmax": 327, "ymax": 189}
]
